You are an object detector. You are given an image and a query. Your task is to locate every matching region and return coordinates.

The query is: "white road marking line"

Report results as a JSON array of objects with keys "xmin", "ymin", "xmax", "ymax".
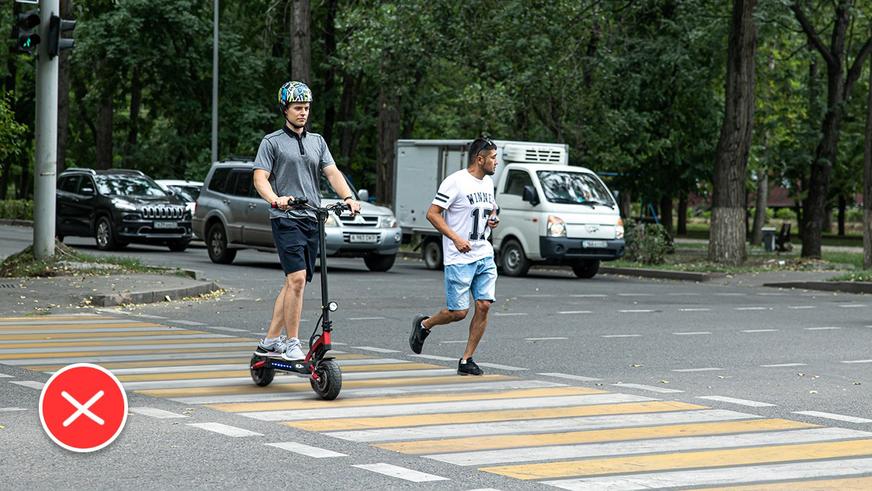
[
  {"xmin": 525, "ymin": 337, "xmax": 568, "ymax": 341},
  {"xmin": 570, "ymin": 294, "xmax": 607, "ymax": 298},
  {"xmin": 187, "ymin": 422, "xmax": 262, "ymax": 437},
  {"xmin": 537, "ymin": 372, "xmax": 601, "ymax": 382},
  {"xmin": 602, "ymin": 334, "xmax": 641, "ymax": 338},
  {"xmin": 172, "ymin": 380, "xmax": 566, "ymax": 405},
  {"xmin": 327, "ymin": 409, "xmax": 760, "ymax": 443},
  {"xmin": 672, "ymin": 367, "xmax": 723, "ymax": 372},
  {"xmin": 612, "ymin": 383, "xmax": 682, "ymax": 394},
  {"xmin": 132, "ymin": 314, "xmax": 166, "ymax": 319},
  {"xmin": 715, "ymin": 293, "xmax": 746, "ymax": 296},
  {"xmin": 673, "ymin": 331, "xmax": 711, "ymax": 336},
  {"xmin": 429, "ymin": 427, "xmax": 872, "ymax": 467},
  {"xmin": 477, "ymin": 362, "xmax": 528, "ymax": 371},
  {"xmin": 0, "ymin": 318, "xmax": 121, "ymax": 326},
  {"xmin": 838, "ymin": 304, "xmax": 867, "ymax": 308},
  {"xmin": 493, "ymin": 312, "xmax": 528, "ymax": 317},
  {"xmin": 735, "ymin": 307, "xmax": 768, "ymax": 311},
  {"xmin": 265, "ymin": 441, "xmax": 347, "ymax": 458},
  {"xmin": 678, "ymin": 308, "xmax": 711, "ymax": 312},
  {"xmin": 542, "ymin": 457, "xmax": 872, "ymax": 491},
  {"xmin": 244, "ymin": 394, "xmax": 653, "ymax": 422},
  {"xmin": 0, "ymin": 326, "xmax": 187, "ymax": 335},
  {"xmin": 698, "ymin": 395, "xmax": 775, "ymax": 407},
  {"xmin": 788, "ymin": 305, "xmax": 816, "ymax": 309},
  {"xmin": 0, "ymin": 333, "xmax": 233, "ymax": 345},
  {"xmin": 353, "ymin": 463, "xmax": 449, "ymax": 483},
  {"xmin": 0, "ymin": 407, "xmax": 27, "ymax": 412},
  {"xmin": 0, "ymin": 342, "xmax": 255, "ymax": 355},
  {"xmin": 805, "ymin": 326, "xmax": 842, "ymax": 330},
  {"xmin": 348, "ymin": 317, "xmax": 386, "ymax": 321},
  {"xmin": 210, "ymin": 326, "xmax": 248, "ymax": 332},
  {"xmin": 440, "ymin": 340, "xmax": 471, "ymax": 344},
  {"xmin": 741, "ymin": 329, "xmax": 778, "ymax": 333},
  {"xmin": 0, "ymin": 351, "xmax": 254, "ymax": 366},
  {"xmin": 9, "ymin": 380, "xmax": 43, "ymax": 390},
  {"xmin": 757, "ymin": 292, "xmax": 787, "ymax": 296},
  {"xmin": 0, "ymin": 373, "xmax": 13, "ymax": 378},
  {"xmin": 761, "ymin": 363, "xmax": 807, "ymax": 368},
  {"xmin": 842, "ymin": 359, "xmax": 872, "ymax": 364},
  {"xmin": 167, "ymin": 320, "xmax": 205, "ymax": 326},
  {"xmin": 617, "ymin": 293, "xmax": 654, "ymax": 297},
  {"xmin": 410, "ymin": 354, "xmax": 456, "ymax": 361},
  {"xmin": 130, "ymin": 407, "xmax": 187, "ymax": 419},
  {"xmin": 667, "ymin": 292, "xmax": 700, "ymax": 296},
  {"xmin": 352, "ymin": 346, "xmax": 400, "ymax": 353},
  {"xmin": 793, "ymin": 411, "xmax": 872, "ymax": 424},
  {"xmin": 619, "ymin": 309, "xmax": 655, "ymax": 313},
  {"xmin": 558, "ymin": 311, "xmax": 592, "ymax": 314},
  {"xmin": 109, "ymin": 364, "xmax": 252, "ymax": 375}
]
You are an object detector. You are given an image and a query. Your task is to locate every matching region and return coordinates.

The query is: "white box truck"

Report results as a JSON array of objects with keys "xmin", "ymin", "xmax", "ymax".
[{"xmin": 394, "ymin": 139, "xmax": 625, "ymax": 278}]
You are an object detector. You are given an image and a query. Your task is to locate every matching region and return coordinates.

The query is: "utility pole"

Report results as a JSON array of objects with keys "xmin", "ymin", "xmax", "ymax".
[
  {"xmin": 211, "ymin": 0, "xmax": 218, "ymax": 164},
  {"xmin": 33, "ymin": 0, "xmax": 59, "ymax": 260}
]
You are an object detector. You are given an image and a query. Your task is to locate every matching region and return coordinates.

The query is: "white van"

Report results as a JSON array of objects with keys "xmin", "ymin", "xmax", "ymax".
[{"xmin": 394, "ymin": 139, "xmax": 624, "ymax": 278}]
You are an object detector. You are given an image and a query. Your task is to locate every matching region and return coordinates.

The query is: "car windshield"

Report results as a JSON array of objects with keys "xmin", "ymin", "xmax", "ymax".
[
  {"xmin": 319, "ymin": 174, "xmax": 358, "ymax": 200},
  {"xmin": 95, "ymin": 175, "xmax": 168, "ymax": 197},
  {"xmin": 537, "ymin": 170, "xmax": 614, "ymax": 206},
  {"xmin": 169, "ymin": 186, "xmax": 198, "ymax": 201}
]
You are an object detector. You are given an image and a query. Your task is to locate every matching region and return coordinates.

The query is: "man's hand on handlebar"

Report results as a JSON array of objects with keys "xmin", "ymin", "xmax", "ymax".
[{"xmin": 344, "ymin": 199, "xmax": 361, "ymax": 216}]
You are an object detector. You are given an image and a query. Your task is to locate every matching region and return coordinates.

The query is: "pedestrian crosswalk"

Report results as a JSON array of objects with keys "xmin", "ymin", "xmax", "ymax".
[{"xmin": 3, "ymin": 313, "xmax": 872, "ymax": 489}]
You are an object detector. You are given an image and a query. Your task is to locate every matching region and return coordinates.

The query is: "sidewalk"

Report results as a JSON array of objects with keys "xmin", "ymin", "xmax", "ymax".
[{"xmin": 0, "ymin": 273, "xmax": 220, "ymax": 315}]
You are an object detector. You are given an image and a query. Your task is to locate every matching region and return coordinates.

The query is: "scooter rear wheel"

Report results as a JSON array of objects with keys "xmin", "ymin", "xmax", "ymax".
[
  {"xmin": 250, "ymin": 355, "xmax": 275, "ymax": 387},
  {"xmin": 310, "ymin": 359, "xmax": 342, "ymax": 400}
]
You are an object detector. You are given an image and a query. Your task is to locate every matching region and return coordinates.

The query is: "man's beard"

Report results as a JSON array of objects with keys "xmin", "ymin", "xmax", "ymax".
[{"xmin": 484, "ymin": 166, "xmax": 496, "ymax": 176}]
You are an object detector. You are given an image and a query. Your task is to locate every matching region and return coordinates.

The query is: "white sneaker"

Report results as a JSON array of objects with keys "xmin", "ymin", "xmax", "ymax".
[{"xmin": 281, "ymin": 337, "xmax": 305, "ymax": 361}]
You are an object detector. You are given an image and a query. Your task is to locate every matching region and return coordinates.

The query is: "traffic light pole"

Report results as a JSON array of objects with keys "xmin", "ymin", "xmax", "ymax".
[{"xmin": 33, "ymin": 0, "xmax": 59, "ymax": 260}]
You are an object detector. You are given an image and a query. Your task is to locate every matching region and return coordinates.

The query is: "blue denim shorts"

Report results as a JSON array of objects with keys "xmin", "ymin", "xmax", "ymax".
[{"xmin": 444, "ymin": 256, "xmax": 497, "ymax": 311}]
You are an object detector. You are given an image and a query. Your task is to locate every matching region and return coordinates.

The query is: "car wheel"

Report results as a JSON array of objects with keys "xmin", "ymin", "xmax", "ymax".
[
  {"xmin": 422, "ymin": 239, "xmax": 443, "ymax": 270},
  {"xmin": 94, "ymin": 216, "xmax": 120, "ymax": 251},
  {"xmin": 572, "ymin": 259, "xmax": 600, "ymax": 279},
  {"xmin": 500, "ymin": 239, "xmax": 531, "ymax": 277},
  {"xmin": 207, "ymin": 223, "xmax": 236, "ymax": 264},
  {"xmin": 168, "ymin": 239, "xmax": 190, "ymax": 252},
  {"xmin": 363, "ymin": 253, "xmax": 396, "ymax": 272}
]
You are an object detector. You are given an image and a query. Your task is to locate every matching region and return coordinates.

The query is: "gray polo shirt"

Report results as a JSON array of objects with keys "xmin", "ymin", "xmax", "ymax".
[{"xmin": 254, "ymin": 127, "xmax": 336, "ymax": 219}]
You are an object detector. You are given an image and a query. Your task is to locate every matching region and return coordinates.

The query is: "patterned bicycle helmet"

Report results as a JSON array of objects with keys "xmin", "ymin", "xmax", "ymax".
[{"xmin": 278, "ymin": 81, "xmax": 313, "ymax": 107}]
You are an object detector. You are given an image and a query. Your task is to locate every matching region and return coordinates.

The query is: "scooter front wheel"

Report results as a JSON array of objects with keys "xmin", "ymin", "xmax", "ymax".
[
  {"xmin": 310, "ymin": 359, "xmax": 342, "ymax": 400},
  {"xmin": 250, "ymin": 355, "xmax": 276, "ymax": 387}
]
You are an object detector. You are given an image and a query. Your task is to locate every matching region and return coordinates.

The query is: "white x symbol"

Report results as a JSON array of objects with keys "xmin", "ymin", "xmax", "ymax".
[{"xmin": 61, "ymin": 390, "xmax": 105, "ymax": 427}]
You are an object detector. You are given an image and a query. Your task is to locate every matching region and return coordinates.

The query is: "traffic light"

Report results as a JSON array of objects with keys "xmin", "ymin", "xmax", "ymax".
[
  {"xmin": 13, "ymin": 9, "xmax": 41, "ymax": 55},
  {"xmin": 47, "ymin": 13, "xmax": 75, "ymax": 58}
]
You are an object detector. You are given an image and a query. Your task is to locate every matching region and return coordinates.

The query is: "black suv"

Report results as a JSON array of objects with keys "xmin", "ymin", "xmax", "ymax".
[{"xmin": 56, "ymin": 168, "xmax": 193, "ymax": 251}]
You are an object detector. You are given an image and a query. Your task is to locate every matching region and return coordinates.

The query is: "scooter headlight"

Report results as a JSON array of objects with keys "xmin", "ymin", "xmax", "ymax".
[
  {"xmin": 547, "ymin": 215, "xmax": 566, "ymax": 237},
  {"xmin": 328, "ymin": 301, "xmax": 339, "ymax": 312}
]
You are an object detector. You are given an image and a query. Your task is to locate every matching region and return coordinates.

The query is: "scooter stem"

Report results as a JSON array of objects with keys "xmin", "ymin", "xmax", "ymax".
[{"xmin": 318, "ymin": 207, "xmax": 332, "ymax": 331}]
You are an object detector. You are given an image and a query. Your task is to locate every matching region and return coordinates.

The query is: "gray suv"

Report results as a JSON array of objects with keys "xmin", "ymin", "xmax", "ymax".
[{"xmin": 193, "ymin": 161, "xmax": 401, "ymax": 271}]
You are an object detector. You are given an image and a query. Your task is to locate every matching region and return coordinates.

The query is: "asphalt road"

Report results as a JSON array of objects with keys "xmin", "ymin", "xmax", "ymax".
[{"xmin": 2, "ymin": 225, "xmax": 871, "ymax": 489}]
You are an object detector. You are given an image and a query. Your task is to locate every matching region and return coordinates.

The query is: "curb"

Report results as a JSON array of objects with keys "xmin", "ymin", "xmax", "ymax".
[
  {"xmin": 762, "ymin": 281, "xmax": 872, "ymax": 295},
  {"xmin": 0, "ymin": 219, "xmax": 34, "ymax": 227},
  {"xmin": 88, "ymin": 280, "xmax": 221, "ymax": 307},
  {"xmin": 600, "ymin": 267, "xmax": 723, "ymax": 282}
]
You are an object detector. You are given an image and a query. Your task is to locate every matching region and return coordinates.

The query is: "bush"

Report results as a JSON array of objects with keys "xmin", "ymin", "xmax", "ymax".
[
  {"xmin": 846, "ymin": 208, "xmax": 863, "ymax": 222},
  {"xmin": 774, "ymin": 208, "xmax": 795, "ymax": 220},
  {"xmin": 0, "ymin": 200, "xmax": 33, "ymax": 220},
  {"xmin": 625, "ymin": 221, "xmax": 673, "ymax": 265}
]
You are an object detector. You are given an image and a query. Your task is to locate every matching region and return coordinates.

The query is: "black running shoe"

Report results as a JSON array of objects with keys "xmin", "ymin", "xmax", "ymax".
[
  {"xmin": 457, "ymin": 358, "xmax": 484, "ymax": 376},
  {"xmin": 409, "ymin": 313, "xmax": 430, "ymax": 354}
]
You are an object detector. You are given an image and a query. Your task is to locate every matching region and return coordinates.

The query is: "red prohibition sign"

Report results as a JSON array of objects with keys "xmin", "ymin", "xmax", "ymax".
[{"xmin": 39, "ymin": 363, "xmax": 128, "ymax": 452}]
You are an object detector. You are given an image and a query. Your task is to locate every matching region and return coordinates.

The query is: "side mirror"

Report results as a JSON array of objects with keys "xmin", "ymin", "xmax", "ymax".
[
  {"xmin": 357, "ymin": 189, "xmax": 370, "ymax": 202},
  {"xmin": 522, "ymin": 185, "xmax": 539, "ymax": 206},
  {"xmin": 80, "ymin": 187, "xmax": 94, "ymax": 195}
]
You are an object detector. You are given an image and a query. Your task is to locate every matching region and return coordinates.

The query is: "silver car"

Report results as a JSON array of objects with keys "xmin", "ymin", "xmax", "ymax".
[{"xmin": 193, "ymin": 161, "xmax": 401, "ymax": 271}]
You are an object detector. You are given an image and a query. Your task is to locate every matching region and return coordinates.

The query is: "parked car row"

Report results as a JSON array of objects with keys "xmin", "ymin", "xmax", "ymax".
[{"xmin": 55, "ymin": 161, "xmax": 402, "ymax": 271}]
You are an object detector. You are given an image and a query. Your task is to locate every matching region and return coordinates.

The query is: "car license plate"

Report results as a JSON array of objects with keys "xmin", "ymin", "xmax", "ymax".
[
  {"xmin": 349, "ymin": 234, "xmax": 379, "ymax": 243},
  {"xmin": 154, "ymin": 221, "xmax": 177, "ymax": 229},
  {"xmin": 582, "ymin": 240, "xmax": 607, "ymax": 248}
]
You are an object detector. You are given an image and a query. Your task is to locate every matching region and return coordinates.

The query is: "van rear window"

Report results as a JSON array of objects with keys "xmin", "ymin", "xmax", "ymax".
[{"xmin": 208, "ymin": 168, "xmax": 232, "ymax": 193}]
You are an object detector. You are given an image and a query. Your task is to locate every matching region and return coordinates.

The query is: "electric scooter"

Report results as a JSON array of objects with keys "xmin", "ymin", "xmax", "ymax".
[{"xmin": 249, "ymin": 197, "xmax": 350, "ymax": 400}]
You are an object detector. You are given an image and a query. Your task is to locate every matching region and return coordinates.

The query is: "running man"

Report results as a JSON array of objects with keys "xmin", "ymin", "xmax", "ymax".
[
  {"xmin": 409, "ymin": 137, "xmax": 499, "ymax": 375},
  {"xmin": 252, "ymin": 81, "xmax": 360, "ymax": 361}
]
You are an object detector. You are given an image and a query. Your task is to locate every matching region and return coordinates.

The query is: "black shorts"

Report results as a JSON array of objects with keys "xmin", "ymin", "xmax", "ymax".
[{"xmin": 271, "ymin": 217, "xmax": 318, "ymax": 281}]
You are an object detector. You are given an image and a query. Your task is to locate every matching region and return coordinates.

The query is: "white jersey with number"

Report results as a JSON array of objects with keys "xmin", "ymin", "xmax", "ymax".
[{"xmin": 432, "ymin": 170, "xmax": 497, "ymax": 266}]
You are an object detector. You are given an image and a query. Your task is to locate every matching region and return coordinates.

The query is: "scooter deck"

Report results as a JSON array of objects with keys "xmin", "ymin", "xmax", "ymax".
[{"xmin": 251, "ymin": 351, "xmax": 335, "ymax": 376}]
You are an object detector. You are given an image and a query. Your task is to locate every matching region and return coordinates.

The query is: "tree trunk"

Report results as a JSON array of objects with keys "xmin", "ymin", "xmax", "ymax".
[
  {"xmin": 864, "ymin": 54, "xmax": 872, "ymax": 268},
  {"xmin": 322, "ymin": 0, "xmax": 338, "ymax": 146},
  {"xmin": 17, "ymin": 164, "xmax": 30, "ymax": 199},
  {"xmin": 837, "ymin": 194, "xmax": 846, "ymax": 236},
  {"xmin": 376, "ymin": 88, "xmax": 400, "ymax": 207},
  {"xmin": 338, "ymin": 73, "xmax": 361, "ymax": 161},
  {"xmin": 95, "ymin": 92, "xmax": 114, "ymax": 170},
  {"xmin": 751, "ymin": 168, "xmax": 768, "ymax": 245},
  {"xmin": 659, "ymin": 195, "xmax": 673, "ymax": 235},
  {"xmin": 709, "ymin": 0, "xmax": 757, "ymax": 265},
  {"xmin": 57, "ymin": 0, "xmax": 73, "ymax": 173},
  {"xmin": 125, "ymin": 67, "xmax": 142, "ymax": 164},
  {"xmin": 290, "ymin": 0, "xmax": 311, "ymax": 84},
  {"xmin": 677, "ymin": 194, "xmax": 688, "ymax": 236}
]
